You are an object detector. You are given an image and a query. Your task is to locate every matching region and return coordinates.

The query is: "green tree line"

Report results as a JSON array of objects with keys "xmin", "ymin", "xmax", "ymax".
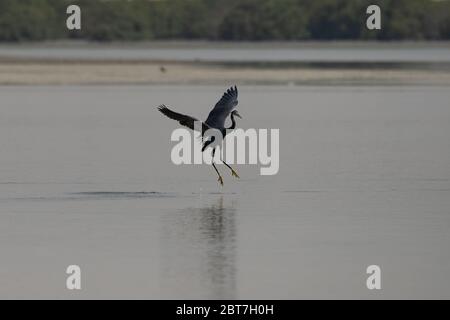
[{"xmin": 0, "ymin": 0, "xmax": 449, "ymax": 42}]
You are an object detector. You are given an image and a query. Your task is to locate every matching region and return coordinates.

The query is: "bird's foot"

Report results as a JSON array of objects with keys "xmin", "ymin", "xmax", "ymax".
[
  {"xmin": 231, "ymin": 169, "xmax": 240, "ymax": 178},
  {"xmin": 218, "ymin": 176, "xmax": 224, "ymax": 186}
]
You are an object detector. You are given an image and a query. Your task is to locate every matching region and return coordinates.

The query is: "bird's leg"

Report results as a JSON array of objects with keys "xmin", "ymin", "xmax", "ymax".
[
  {"xmin": 211, "ymin": 148, "xmax": 224, "ymax": 186},
  {"xmin": 220, "ymin": 155, "xmax": 240, "ymax": 178},
  {"xmin": 212, "ymin": 162, "xmax": 224, "ymax": 186}
]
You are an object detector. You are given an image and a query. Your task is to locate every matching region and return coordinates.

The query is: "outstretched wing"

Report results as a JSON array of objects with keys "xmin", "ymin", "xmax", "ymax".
[
  {"xmin": 158, "ymin": 105, "xmax": 209, "ymax": 134},
  {"xmin": 205, "ymin": 86, "xmax": 238, "ymax": 129}
]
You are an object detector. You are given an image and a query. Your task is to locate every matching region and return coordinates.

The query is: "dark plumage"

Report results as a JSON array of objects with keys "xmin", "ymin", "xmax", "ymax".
[
  {"xmin": 157, "ymin": 105, "xmax": 209, "ymax": 135},
  {"xmin": 157, "ymin": 86, "xmax": 242, "ymax": 186}
]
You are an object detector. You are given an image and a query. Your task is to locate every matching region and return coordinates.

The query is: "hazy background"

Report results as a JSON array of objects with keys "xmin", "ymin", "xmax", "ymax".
[{"xmin": 0, "ymin": 0, "xmax": 449, "ymax": 300}]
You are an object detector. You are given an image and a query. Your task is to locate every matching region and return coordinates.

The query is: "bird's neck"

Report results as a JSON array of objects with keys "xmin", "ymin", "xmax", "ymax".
[{"xmin": 227, "ymin": 113, "xmax": 237, "ymax": 130}]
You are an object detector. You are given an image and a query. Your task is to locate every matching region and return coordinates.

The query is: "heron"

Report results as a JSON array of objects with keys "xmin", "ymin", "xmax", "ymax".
[{"xmin": 157, "ymin": 86, "xmax": 242, "ymax": 186}]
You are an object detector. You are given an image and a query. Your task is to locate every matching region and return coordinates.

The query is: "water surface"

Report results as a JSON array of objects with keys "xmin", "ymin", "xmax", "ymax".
[{"xmin": 0, "ymin": 85, "xmax": 449, "ymax": 298}]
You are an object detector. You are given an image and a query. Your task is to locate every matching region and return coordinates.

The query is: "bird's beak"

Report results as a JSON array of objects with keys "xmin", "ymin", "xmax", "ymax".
[{"xmin": 234, "ymin": 111, "xmax": 242, "ymax": 119}]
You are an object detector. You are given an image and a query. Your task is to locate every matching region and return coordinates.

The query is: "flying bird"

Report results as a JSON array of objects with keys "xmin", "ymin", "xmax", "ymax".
[{"xmin": 158, "ymin": 86, "xmax": 242, "ymax": 186}]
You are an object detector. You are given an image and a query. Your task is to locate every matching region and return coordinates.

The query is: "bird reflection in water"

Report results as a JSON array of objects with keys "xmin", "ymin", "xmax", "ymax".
[{"xmin": 160, "ymin": 196, "xmax": 237, "ymax": 299}]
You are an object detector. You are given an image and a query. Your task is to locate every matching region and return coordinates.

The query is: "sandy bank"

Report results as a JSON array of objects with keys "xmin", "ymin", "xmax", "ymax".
[{"xmin": 1, "ymin": 61, "xmax": 450, "ymax": 85}]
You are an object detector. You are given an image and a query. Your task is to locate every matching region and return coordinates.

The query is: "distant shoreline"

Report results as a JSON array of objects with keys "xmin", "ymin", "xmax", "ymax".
[
  {"xmin": 1, "ymin": 41, "xmax": 450, "ymax": 86},
  {"xmin": 2, "ymin": 41, "xmax": 450, "ymax": 64},
  {"xmin": 1, "ymin": 61, "xmax": 450, "ymax": 86}
]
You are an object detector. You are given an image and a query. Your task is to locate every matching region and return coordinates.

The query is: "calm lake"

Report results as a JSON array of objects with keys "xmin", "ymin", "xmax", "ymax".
[{"xmin": 0, "ymin": 85, "xmax": 449, "ymax": 298}]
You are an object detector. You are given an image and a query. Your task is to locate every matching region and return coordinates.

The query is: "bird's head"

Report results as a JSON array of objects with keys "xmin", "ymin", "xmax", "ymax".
[{"xmin": 232, "ymin": 110, "xmax": 242, "ymax": 119}]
